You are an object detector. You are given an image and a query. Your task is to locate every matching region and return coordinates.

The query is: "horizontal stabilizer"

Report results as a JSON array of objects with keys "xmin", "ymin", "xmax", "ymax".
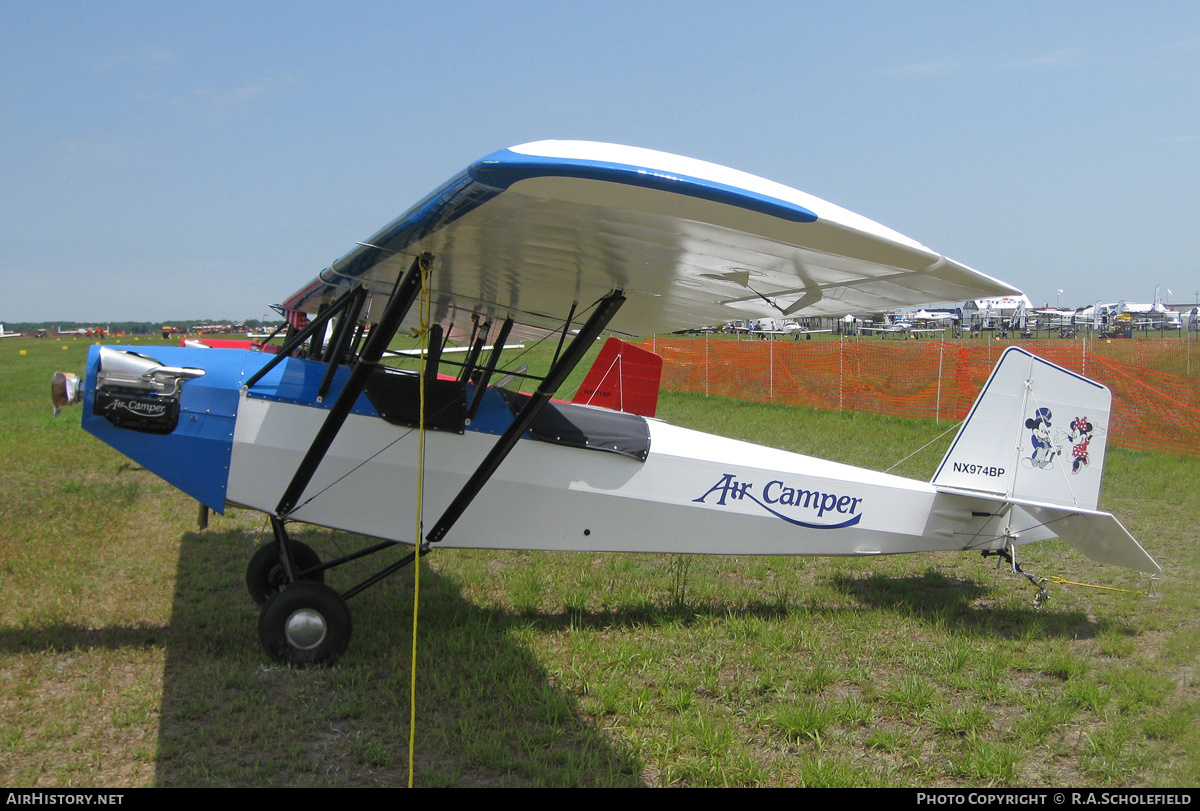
[{"xmin": 1013, "ymin": 500, "xmax": 1162, "ymax": 575}]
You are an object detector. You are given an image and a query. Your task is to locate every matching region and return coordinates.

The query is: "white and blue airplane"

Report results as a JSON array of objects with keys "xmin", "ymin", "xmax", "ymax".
[{"xmin": 57, "ymin": 141, "xmax": 1160, "ymax": 664}]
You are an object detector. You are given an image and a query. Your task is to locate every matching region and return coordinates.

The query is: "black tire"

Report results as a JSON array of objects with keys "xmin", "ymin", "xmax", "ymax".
[
  {"xmin": 245, "ymin": 540, "xmax": 324, "ymax": 605},
  {"xmin": 258, "ymin": 581, "xmax": 352, "ymax": 666}
]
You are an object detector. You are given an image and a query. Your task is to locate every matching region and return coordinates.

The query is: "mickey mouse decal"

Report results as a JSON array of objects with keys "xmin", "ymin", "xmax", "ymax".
[{"xmin": 1024, "ymin": 407, "xmax": 1060, "ymax": 469}]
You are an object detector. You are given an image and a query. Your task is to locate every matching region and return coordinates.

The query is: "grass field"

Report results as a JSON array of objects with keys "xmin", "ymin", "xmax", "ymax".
[{"xmin": 1, "ymin": 334, "xmax": 1197, "ymax": 787}]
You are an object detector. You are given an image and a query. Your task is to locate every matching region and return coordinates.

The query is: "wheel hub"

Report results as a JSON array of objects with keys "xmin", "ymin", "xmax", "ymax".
[{"xmin": 284, "ymin": 608, "xmax": 328, "ymax": 650}]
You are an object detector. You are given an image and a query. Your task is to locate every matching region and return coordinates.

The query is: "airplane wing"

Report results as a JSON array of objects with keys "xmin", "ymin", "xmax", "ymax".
[{"xmin": 282, "ymin": 141, "xmax": 1020, "ymax": 339}]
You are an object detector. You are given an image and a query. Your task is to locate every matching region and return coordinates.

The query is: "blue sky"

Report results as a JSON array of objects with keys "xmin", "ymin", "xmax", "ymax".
[{"xmin": 3, "ymin": 1, "xmax": 1198, "ymax": 322}]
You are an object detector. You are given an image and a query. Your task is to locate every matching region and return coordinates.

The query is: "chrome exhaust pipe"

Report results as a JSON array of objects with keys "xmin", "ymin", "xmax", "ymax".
[{"xmin": 51, "ymin": 371, "xmax": 80, "ymax": 417}]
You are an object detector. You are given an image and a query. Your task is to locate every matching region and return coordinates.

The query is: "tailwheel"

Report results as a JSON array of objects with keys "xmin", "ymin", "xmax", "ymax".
[
  {"xmin": 246, "ymin": 540, "xmax": 323, "ymax": 605},
  {"xmin": 258, "ymin": 582, "xmax": 352, "ymax": 666}
]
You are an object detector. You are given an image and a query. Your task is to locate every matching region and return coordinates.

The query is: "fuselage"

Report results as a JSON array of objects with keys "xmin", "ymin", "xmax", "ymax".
[{"xmin": 82, "ymin": 345, "xmax": 1006, "ymax": 558}]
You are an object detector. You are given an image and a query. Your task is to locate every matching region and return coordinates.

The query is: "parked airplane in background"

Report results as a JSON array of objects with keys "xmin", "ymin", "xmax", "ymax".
[
  {"xmin": 860, "ymin": 319, "xmax": 946, "ymax": 338},
  {"xmin": 0, "ymin": 324, "xmax": 22, "ymax": 338},
  {"xmin": 1115, "ymin": 285, "xmax": 1170, "ymax": 317},
  {"xmin": 746, "ymin": 318, "xmax": 832, "ymax": 339},
  {"xmin": 1031, "ymin": 308, "xmax": 1078, "ymax": 328},
  {"xmin": 54, "ymin": 141, "xmax": 1159, "ymax": 665},
  {"xmin": 1090, "ymin": 285, "xmax": 1181, "ymax": 331},
  {"xmin": 910, "ymin": 309, "xmax": 957, "ymax": 323},
  {"xmin": 1071, "ymin": 302, "xmax": 1109, "ymax": 333}
]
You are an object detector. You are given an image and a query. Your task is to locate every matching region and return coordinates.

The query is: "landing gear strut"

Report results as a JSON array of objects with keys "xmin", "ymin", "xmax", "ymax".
[
  {"xmin": 246, "ymin": 538, "xmax": 324, "ymax": 605},
  {"xmin": 248, "ymin": 518, "xmax": 422, "ymax": 665}
]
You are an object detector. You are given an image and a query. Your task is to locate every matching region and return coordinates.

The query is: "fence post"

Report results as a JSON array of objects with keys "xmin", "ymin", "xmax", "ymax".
[
  {"xmin": 936, "ymin": 337, "xmax": 944, "ymax": 425},
  {"xmin": 838, "ymin": 337, "xmax": 845, "ymax": 411},
  {"xmin": 769, "ymin": 337, "xmax": 774, "ymax": 401},
  {"xmin": 704, "ymin": 333, "xmax": 710, "ymax": 397}
]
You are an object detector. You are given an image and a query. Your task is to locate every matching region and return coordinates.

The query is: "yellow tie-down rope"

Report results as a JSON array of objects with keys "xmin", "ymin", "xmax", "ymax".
[
  {"xmin": 1035, "ymin": 572, "xmax": 1159, "ymax": 598},
  {"xmin": 409, "ymin": 256, "xmax": 433, "ymax": 787}
]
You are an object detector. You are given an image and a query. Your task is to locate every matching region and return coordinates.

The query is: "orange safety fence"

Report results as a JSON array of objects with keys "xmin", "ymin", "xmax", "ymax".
[{"xmin": 639, "ymin": 336, "xmax": 1200, "ymax": 458}]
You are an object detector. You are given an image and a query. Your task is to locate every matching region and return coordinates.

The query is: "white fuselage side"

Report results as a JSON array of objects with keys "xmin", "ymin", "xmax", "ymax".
[{"xmin": 228, "ymin": 392, "xmax": 1006, "ymax": 557}]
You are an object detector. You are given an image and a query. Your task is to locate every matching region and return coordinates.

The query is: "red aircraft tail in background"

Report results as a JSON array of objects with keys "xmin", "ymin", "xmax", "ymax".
[{"xmin": 571, "ymin": 337, "xmax": 662, "ymax": 417}]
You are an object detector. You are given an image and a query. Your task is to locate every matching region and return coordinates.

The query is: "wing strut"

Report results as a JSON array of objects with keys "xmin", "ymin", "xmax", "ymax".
[
  {"xmin": 457, "ymin": 319, "xmax": 489, "ymax": 384},
  {"xmin": 466, "ymin": 316, "xmax": 514, "ymax": 420},
  {"xmin": 244, "ymin": 282, "xmax": 367, "ymax": 391},
  {"xmin": 424, "ymin": 290, "xmax": 625, "ymax": 544},
  {"xmin": 317, "ymin": 285, "xmax": 368, "ymax": 400},
  {"xmin": 275, "ymin": 253, "xmax": 433, "ymax": 517},
  {"xmin": 424, "ymin": 323, "xmax": 445, "ymax": 385}
]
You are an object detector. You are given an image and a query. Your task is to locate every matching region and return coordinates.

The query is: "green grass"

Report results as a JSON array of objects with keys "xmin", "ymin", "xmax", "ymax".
[{"xmin": 1, "ymin": 333, "xmax": 1198, "ymax": 786}]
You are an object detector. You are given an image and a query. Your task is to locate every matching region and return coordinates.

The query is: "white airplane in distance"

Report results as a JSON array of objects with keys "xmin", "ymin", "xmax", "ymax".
[
  {"xmin": 746, "ymin": 318, "xmax": 832, "ymax": 339},
  {"xmin": 859, "ymin": 319, "xmax": 946, "ymax": 338},
  {"xmin": 911, "ymin": 309, "xmax": 957, "ymax": 322},
  {"xmin": 1030, "ymin": 308, "xmax": 1085, "ymax": 336},
  {"xmin": 1115, "ymin": 285, "xmax": 1170, "ymax": 316},
  {"xmin": 0, "ymin": 324, "xmax": 23, "ymax": 338},
  {"xmin": 1099, "ymin": 285, "xmax": 1181, "ymax": 331},
  {"xmin": 1071, "ymin": 302, "xmax": 1110, "ymax": 333},
  {"xmin": 1031, "ymin": 308, "xmax": 1078, "ymax": 326},
  {"xmin": 55, "ymin": 140, "xmax": 1160, "ymax": 665}
]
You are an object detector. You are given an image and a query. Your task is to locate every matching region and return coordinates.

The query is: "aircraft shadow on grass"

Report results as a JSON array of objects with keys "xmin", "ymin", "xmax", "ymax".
[
  {"xmin": 0, "ymin": 624, "xmax": 167, "ymax": 654},
  {"xmin": 149, "ymin": 527, "xmax": 1136, "ymax": 786},
  {"xmin": 825, "ymin": 569, "xmax": 1129, "ymax": 640},
  {"xmin": 153, "ymin": 528, "xmax": 645, "ymax": 788}
]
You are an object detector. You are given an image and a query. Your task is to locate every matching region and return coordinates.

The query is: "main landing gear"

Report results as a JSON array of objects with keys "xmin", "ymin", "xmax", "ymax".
[
  {"xmin": 247, "ymin": 517, "xmax": 421, "ymax": 666},
  {"xmin": 258, "ymin": 581, "xmax": 352, "ymax": 666},
  {"xmin": 247, "ymin": 520, "xmax": 349, "ymax": 665},
  {"xmin": 245, "ymin": 538, "xmax": 323, "ymax": 605}
]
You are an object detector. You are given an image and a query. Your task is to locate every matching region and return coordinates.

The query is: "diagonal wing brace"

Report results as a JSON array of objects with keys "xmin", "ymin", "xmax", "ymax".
[
  {"xmin": 424, "ymin": 290, "xmax": 626, "ymax": 544},
  {"xmin": 275, "ymin": 253, "xmax": 432, "ymax": 517}
]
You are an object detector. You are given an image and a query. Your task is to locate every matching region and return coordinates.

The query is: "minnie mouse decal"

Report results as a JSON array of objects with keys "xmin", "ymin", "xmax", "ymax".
[{"xmin": 1067, "ymin": 415, "xmax": 1105, "ymax": 474}]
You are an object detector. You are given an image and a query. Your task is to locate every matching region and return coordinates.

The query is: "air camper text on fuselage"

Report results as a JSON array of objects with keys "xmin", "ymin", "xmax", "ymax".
[{"xmin": 693, "ymin": 472, "xmax": 864, "ymax": 529}]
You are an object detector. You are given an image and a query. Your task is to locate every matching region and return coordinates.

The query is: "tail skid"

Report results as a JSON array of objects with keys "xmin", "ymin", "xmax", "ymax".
[{"xmin": 933, "ymin": 347, "xmax": 1161, "ymax": 575}]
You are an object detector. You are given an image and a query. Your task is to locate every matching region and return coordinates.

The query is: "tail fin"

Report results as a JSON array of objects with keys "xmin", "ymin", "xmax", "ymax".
[
  {"xmin": 932, "ymin": 347, "xmax": 1111, "ymax": 512},
  {"xmin": 933, "ymin": 348, "xmax": 1161, "ymax": 574},
  {"xmin": 571, "ymin": 337, "xmax": 662, "ymax": 417}
]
